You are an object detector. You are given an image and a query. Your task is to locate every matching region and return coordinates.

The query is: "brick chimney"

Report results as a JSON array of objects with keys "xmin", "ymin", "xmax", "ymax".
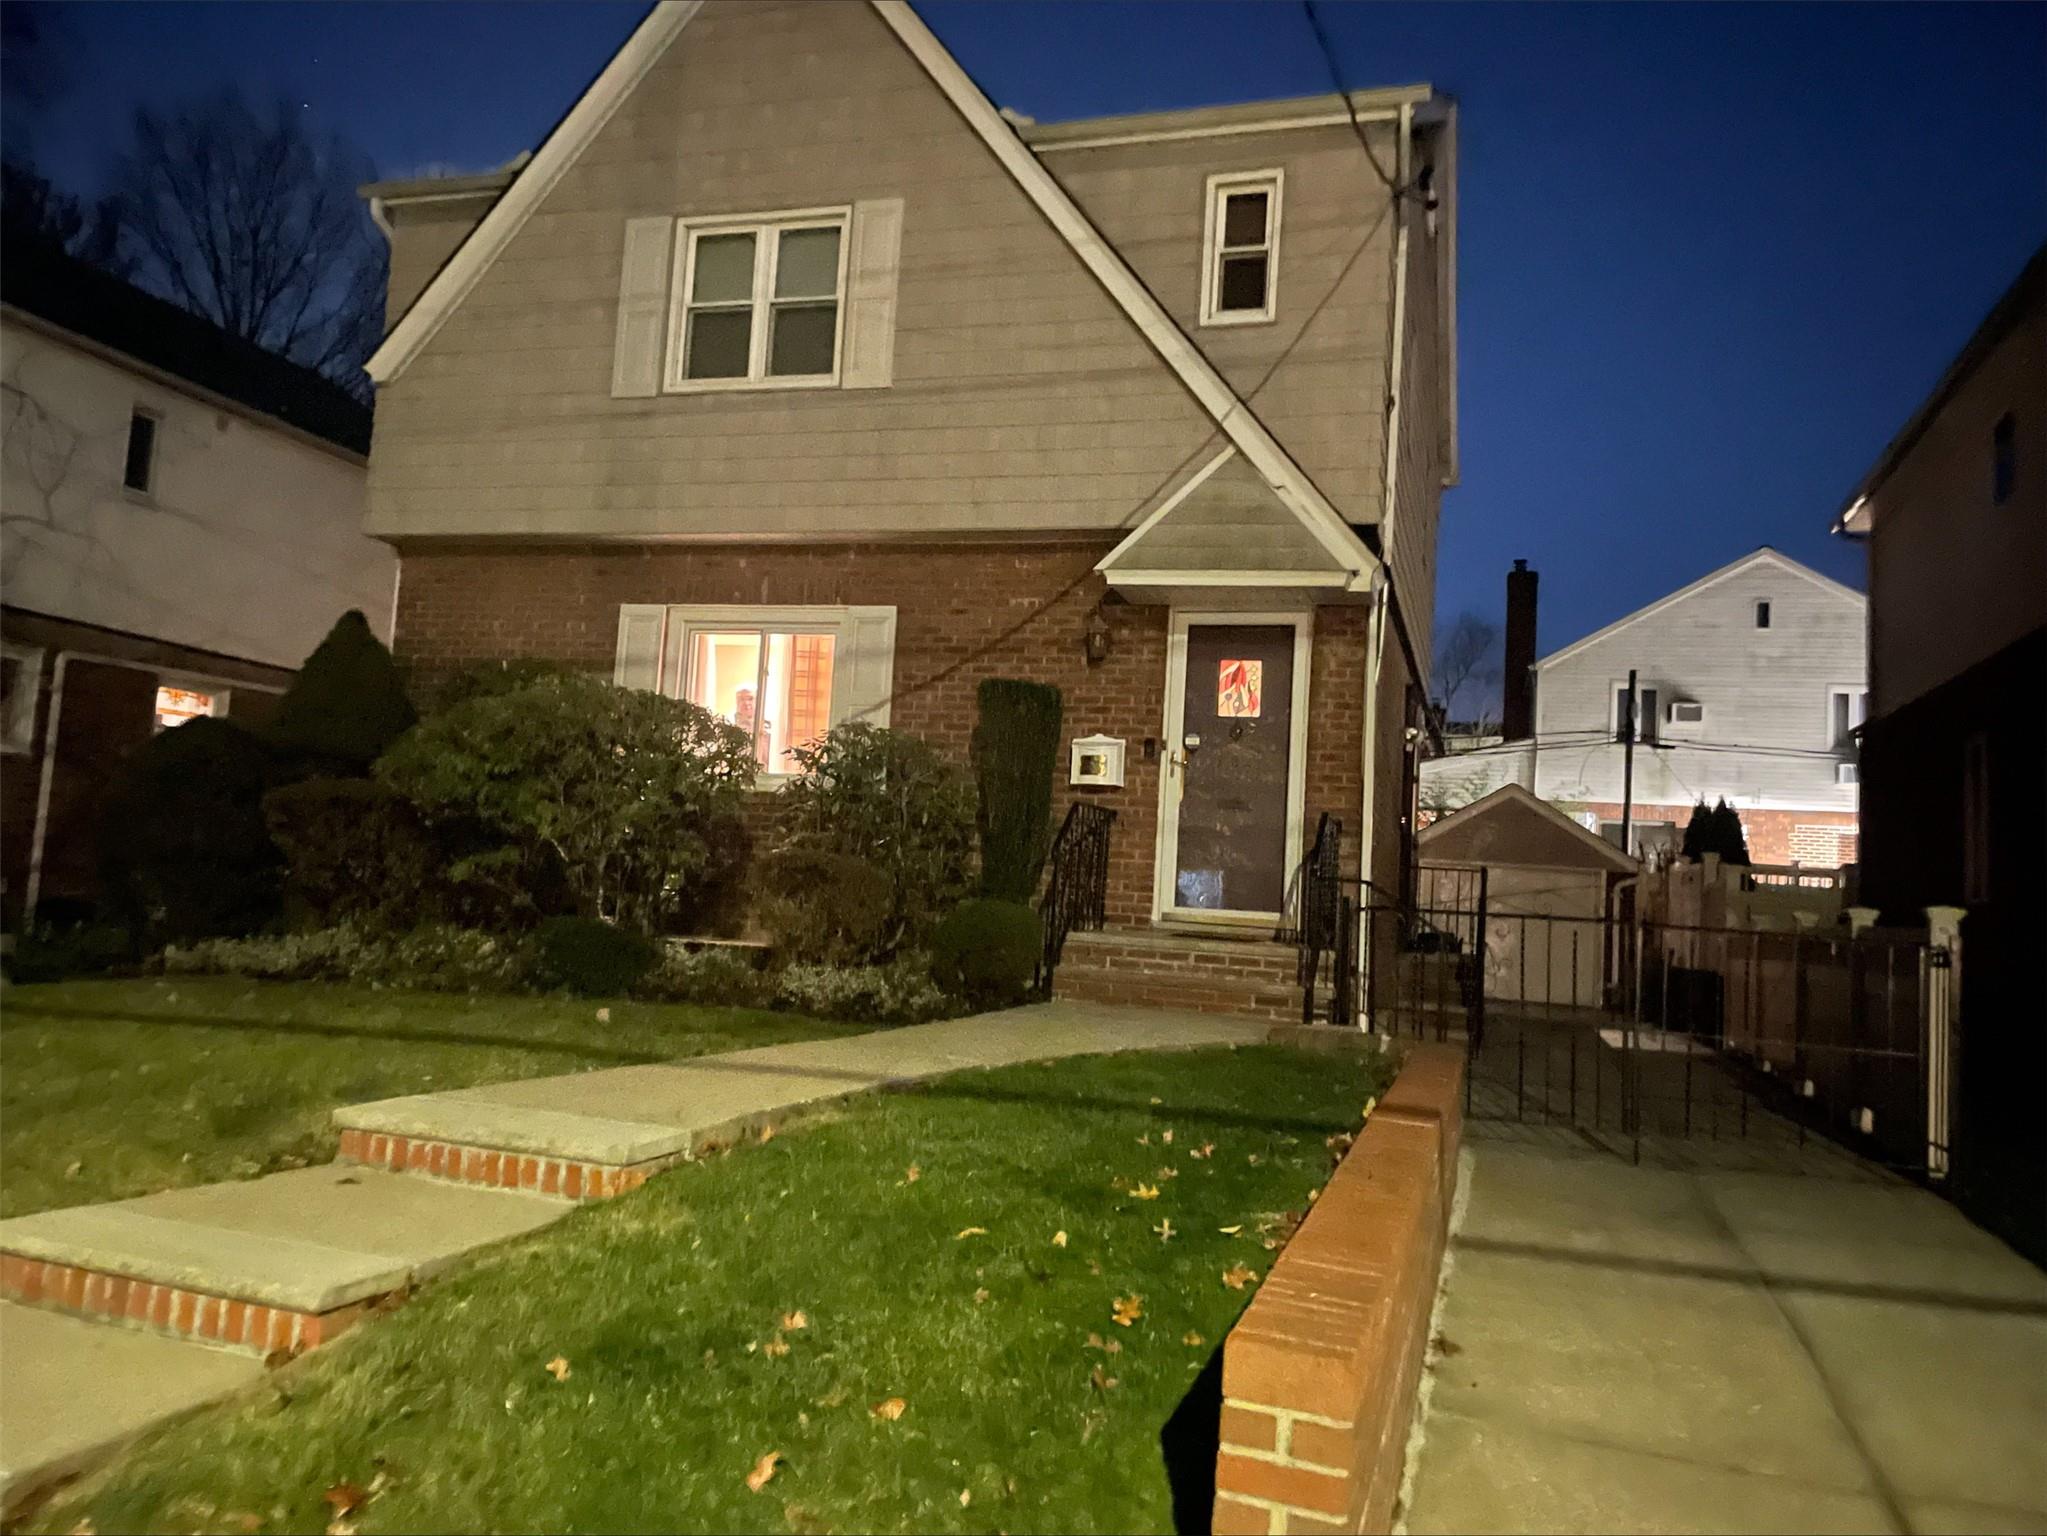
[{"xmin": 1502, "ymin": 559, "xmax": 1538, "ymax": 740}]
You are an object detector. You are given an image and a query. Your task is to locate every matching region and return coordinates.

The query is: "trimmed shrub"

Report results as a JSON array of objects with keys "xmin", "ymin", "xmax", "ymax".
[
  {"xmin": 4, "ymin": 919, "xmax": 138, "ymax": 983},
  {"xmin": 1681, "ymin": 798, "xmax": 1752, "ymax": 865},
  {"xmin": 268, "ymin": 610, "xmax": 417, "ymax": 769},
  {"xmin": 376, "ymin": 673, "xmax": 755, "ymax": 934},
  {"xmin": 162, "ymin": 924, "xmax": 526, "ymax": 992},
  {"xmin": 531, "ymin": 916, "xmax": 659, "ymax": 997},
  {"xmin": 427, "ymin": 657, "xmax": 582, "ymax": 715},
  {"xmin": 263, "ymin": 778, "xmax": 439, "ymax": 930},
  {"xmin": 639, "ymin": 942, "xmax": 775, "ymax": 1008},
  {"xmin": 99, "ymin": 717, "xmax": 282, "ymax": 944},
  {"xmin": 930, "ymin": 898, "xmax": 1043, "ymax": 1010},
  {"xmin": 764, "ymin": 724, "xmax": 975, "ymax": 963},
  {"xmin": 755, "ymin": 848, "xmax": 893, "ymax": 965},
  {"xmin": 972, "ymin": 679, "xmax": 1063, "ymax": 901},
  {"xmin": 773, "ymin": 956, "xmax": 956, "ymax": 1026}
]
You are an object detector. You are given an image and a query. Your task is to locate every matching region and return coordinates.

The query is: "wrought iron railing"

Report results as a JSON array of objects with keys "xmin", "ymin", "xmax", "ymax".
[
  {"xmin": 1035, "ymin": 802, "xmax": 1115, "ymax": 995},
  {"xmin": 1295, "ymin": 813, "xmax": 1358, "ymax": 1027}
]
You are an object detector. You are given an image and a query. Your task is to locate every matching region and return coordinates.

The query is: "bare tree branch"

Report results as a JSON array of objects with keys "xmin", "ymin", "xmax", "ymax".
[
  {"xmin": 109, "ymin": 89, "xmax": 381, "ymax": 401},
  {"xmin": 1431, "ymin": 611, "xmax": 1502, "ymax": 729}
]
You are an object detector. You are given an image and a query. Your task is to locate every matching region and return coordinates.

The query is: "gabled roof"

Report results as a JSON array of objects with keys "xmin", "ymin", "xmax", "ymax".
[
  {"xmin": 1536, "ymin": 547, "xmax": 1865, "ymax": 672},
  {"xmin": 1419, "ymin": 782, "xmax": 1638, "ymax": 873},
  {"xmin": 0, "ymin": 233, "xmax": 373, "ymax": 456},
  {"xmin": 364, "ymin": 0, "xmax": 1382, "ymax": 591}
]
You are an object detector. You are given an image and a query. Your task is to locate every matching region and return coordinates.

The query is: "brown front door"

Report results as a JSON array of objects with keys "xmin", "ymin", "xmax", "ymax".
[{"xmin": 1171, "ymin": 623, "xmax": 1295, "ymax": 915}]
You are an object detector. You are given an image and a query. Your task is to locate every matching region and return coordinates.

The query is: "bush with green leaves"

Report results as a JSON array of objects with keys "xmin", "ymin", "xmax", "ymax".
[
  {"xmin": 531, "ymin": 916, "xmax": 660, "ymax": 997},
  {"xmin": 639, "ymin": 942, "xmax": 776, "ymax": 1008},
  {"xmin": 162, "ymin": 924, "xmax": 527, "ymax": 992},
  {"xmin": 267, "ymin": 610, "xmax": 417, "ymax": 770},
  {"xmin": 99, "ymin": 717, "xmax": 283, "ymax": 944},
  {"xmin": 772, "ymin": 955, "xmax": 956, "ymax": 1026},
  {"xmin": 262, "ymin": 778, "xmax": 439, "ymax": 930},
  {"xmin": 930, "ymin": 898, "xmax": 1043, "ymax": 1010},
  {"xmin": 761, "ymin": 724, "xmax": 975, "ymax": 963},
  {"xmin": 376, "ymin": 673, "xmax": 755, "ymax": 934},
  {"xmin": 972, "ymin": 679, "xmax": 1062, "ymax": 902},
  {"xmin": 425, "ymin": 657, "xmax": 583, "ymax": 715}
]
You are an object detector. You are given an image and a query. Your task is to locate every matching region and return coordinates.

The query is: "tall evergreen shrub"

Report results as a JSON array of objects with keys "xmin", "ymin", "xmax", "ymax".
[{"xmin": 971, "ymin": 678, "xmax": 1063, "ymax": 902}]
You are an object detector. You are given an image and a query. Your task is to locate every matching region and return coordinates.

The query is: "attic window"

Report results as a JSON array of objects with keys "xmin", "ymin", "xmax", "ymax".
[
  {"xmin": 124, "ymin": 409, "xmax": 158, "ymax": 494},
  {"xmin": 667, "ymin": 210, "xmax": 848, "ymax": 390},
  {"xmin": 1755, "ymin": 601, "xmax": 1771, "ymax": 629},
  {"xmin": 1201, "ymin": 170, "xmax": 1281, "ymax": 326}
]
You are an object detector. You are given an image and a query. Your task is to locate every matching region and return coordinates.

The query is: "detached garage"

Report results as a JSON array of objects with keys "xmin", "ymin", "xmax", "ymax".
[{"xmin": 1418, "ymin": 784, "xmax": 1638, "ymax": 1009}]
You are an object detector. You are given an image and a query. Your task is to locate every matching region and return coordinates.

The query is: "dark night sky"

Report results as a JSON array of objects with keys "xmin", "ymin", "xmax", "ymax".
[{"xmin": 10, "ymin": 1, "xmax": 2044, "ymax": 657}]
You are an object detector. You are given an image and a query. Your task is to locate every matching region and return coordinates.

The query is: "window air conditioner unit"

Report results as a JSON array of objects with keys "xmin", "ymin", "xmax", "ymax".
[
  {"xmin": 1667, "ymin": 700, "xmax": 1705, "ymax": 725},
  {"xmin": 1836, "ymin": 761, "xmax": 1859, "ymax": 785}
]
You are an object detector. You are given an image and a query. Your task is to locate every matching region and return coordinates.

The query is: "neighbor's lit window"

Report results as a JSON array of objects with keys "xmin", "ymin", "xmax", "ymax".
[
  {"xmin": 154, "ymin": 685, "xmax": 220, "ymax": 731},
  {"xmin": 684, "ymin": 630, "xmax": 836, "ymax": 773}
]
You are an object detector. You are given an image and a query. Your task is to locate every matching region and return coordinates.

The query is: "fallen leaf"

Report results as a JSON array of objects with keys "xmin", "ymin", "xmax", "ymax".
[
  {"xmin": 763, "ymin": 1335, "xmax": 791, "ymax": 1358},
  {"xmin": 973, "ymin": 1286, "xmax": 991, "ymax": 1305},
  {"xmin": 872, "ymin": 1397, "xmax": 907, "ymax": 1421},
  {"xmin": 323, "ymin": 1485, "xmax": 368, "ymax": 1518},
  {"xmin": 1218, "ymin": 1224, "xmax": 1243, "ymax": 1235},
  {"xmin": 1052, "ymin": 1230, "xmax": 1068, "ymax": 1248},
  {"xmin": 544, "ymin": 1356, "xmax": 571, "ymax": 1382},
  {"xmin": 595, "ymin": 1006, "xmax": 611, "ymax": 1023},
  {"xmin": 1089, "ymin": 1363, "xmax": 1120, "ymax": 1391},
  {"xmin": 815, "ymin": 1386, "xmax": 849, "ymax": 1408},
  {"xmin": 64, "ymin": 1161, "xmax": 82, "ymax": 1179},
  {"xmin": 956, "ymin": 1226, "xmax": 988, "ymax": 1239},
  {"xmin": 1111, "ymin": 1294, "xmax": 1144, "ymax": 1327},
  {"xmin": 1149, "ymin": 1096, "xmax": 1163, "ymax": 1105},
  {"xmin": 66, "ymin": 1522, "xmax": 95, "ymax": 1536},
  {"xmin": 1156, "ymin": 1166, "xmax": 1180, "ymax": 1180},
  {"xmin": 1190, "ymin": 1142, "xmax": 1215, "ymax": 1160},
  {"xmin": 1161, "ymin": 1128, "xmax": 1174, "ymax": 1144},
  {"xmin": 1154, "ymin": 1218, "xmax": 1175, "ymax": 1242},
  {"xmin": 326, "ymin": 1523, "xmax": 355, "ymax": 1536},
  {"xmin": 905, "ymin": 1163, "xmax": 921, "ymax": 1183},
  {"xmin": 1131, "ymin": 1183, "xmax": 1161, "ymax": 1201},
  {"xmin": 1088, "ymin": 1258, "xmax": 1103, "ymax": 1276},
  {"xmin": 1183, "ymin": 1330, "xmax": 1205, "ymax": 1347},
  {"xmin": 1247, "ymin": 1153, "xmax": 1264, "ymax": 1166},
  {"xmin": 781, "ymin": 1310, "xmax": 809, "ymax": 1331},
  {"xmin": 959, "ymin": 1489, "xmax": 973, "ymax": 1508},
  {"xmin": 758, "ymin": 1123, "xmax": 776, "ymax": 1144},
  {"xmin": 745, "ymin": 1451, "xmax": 783, "ymax": 1493},
  {"xmin": 1084, "ymin": 1331, "xmax": 1122, "ymax": 1355},
  {"xmin": 1136, "ymin": 1133, "xmax": 1151, "ymax": 1146},
  {"xmin": 1363, "ymin": 1095, "xmax": 1378, "ymax": 1119},
  {"xmin": 1221, "ymin": 1263, "xmax": 1259, "ymax": 1290}
]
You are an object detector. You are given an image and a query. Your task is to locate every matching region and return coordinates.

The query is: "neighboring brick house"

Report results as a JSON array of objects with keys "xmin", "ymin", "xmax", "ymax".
[
  {"xmin": 1833, "ymin": 244, "xmax": 2042, "ymax": 1266},
  {"xmin": 359, "ymin": 0, "xmax": 1458, "ymax": 953},
  {"xmin": 1420, "ymin": 549, "xmax": 1867, "ymax": 868},
  {"xmin": 1, "ymin": 236, "xmax": 396, "ymax": 931}
]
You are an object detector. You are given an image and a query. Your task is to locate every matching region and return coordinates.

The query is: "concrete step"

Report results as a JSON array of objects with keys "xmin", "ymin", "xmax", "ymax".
[
  {"xmin": 0, "ymin": 1301, "xmax": 264, "ymax": 1517},
  {"xmin": 0, "ymin": 1166, "xmax": 567, "ymax": 1354},
  {"xmin": 1052, "ymin": 959, "xmax": 1304, "ymax": 1023}
]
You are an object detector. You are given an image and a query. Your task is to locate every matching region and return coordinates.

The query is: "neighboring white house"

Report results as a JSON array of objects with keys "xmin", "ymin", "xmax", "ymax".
[
  {"xmin": 1420, "ymin": 548, "xmax": 1867, "ymax": 868},
  {"xmin": 2, "ymin": 235, "xmax": 397, "ymax": 928}
]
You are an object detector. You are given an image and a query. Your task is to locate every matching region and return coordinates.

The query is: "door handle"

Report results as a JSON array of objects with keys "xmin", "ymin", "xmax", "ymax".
[{"xmin": 1168, "ymin": 750, "xmax": 1187, "ymax": 778}]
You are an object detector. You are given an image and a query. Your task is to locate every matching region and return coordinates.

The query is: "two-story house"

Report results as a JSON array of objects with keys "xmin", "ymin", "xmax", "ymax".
[
  {"xmin": 1, "ymin": 234, "xmax": 396, "ymax": 932},
  {"xmin": 358, "ymin": 0, "xmax": 1458, "ymax": 997},
  {"xmin": 1420, "ymin": 549, "xmax": 1867, "ymax": 867}
]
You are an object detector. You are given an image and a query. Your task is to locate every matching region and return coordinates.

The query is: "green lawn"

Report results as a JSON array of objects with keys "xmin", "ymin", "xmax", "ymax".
[
  {"xmin": 0, "ymin": 978, "xmax": 866, "ymax": 1218},
  {"xmin": 33, "ymin": 1043, "xmax": 1395, "ymax": 1535}
]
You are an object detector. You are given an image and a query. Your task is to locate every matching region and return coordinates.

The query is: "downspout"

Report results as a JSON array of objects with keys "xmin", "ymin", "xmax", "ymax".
[
  {"xmin": 23, "ymin": 652, "xmax": 72, "ymax": 924},
  {"xmin": 1358, "ymin": 103, "xmax": 1414, "ymax": 1031}
]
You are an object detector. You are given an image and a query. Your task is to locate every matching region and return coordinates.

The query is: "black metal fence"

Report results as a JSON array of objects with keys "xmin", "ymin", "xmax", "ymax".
[{"xmin": 1332, "ymin": 878, "xmax": 1958, "ymax": 1180}]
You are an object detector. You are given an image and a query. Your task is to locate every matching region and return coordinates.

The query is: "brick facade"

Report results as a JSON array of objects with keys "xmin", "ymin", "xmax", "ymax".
[
  {"xmin": 392, "ymin": 540, "xmax": 1387, "ymax": 926},
  {"xmin": 1570, "ymin": 800, "xmax": 1859, "ymax": 868}
]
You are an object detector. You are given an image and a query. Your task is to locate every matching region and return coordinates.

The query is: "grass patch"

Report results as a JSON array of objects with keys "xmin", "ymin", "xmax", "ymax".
[
  {"xmin": 34, "ymin": 1043, "xmax": 1397, "ymax": 1534},
  {"xmin": 0, "ymin": 978, "xmax": 867, "ymax": 1217}
]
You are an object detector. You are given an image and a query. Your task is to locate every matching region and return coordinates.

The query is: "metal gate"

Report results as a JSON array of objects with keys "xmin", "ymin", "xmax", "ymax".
[{"xmin": 1310, "ymin": 870, "xmax": 1958, "ymax": 1177}]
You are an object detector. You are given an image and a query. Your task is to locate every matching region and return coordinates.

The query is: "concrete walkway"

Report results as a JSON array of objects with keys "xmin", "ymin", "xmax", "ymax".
[
  {"xmin": 1401, "ymin": 1142, "xmax": 2047, "ymax": 1535},
  {"xmin": 0, "ymin": 1002, "xmax": 1263, "ymax": 1511}
]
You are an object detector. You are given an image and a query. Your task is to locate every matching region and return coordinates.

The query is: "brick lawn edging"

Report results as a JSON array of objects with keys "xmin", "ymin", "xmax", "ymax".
[
  {"xmin": 1213, "ymin": 1041, "xmax": 1465, "ymax": 1536},
  {"xmin": 335, "ymin": 1128, "xmax": 677, "ymax": 1201},
  {"xmin": 0, "ymin": 1254, "xmax": 373, "ymax": 1357}
]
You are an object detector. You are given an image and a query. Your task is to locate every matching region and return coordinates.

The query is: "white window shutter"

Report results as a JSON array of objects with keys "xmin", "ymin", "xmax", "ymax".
[
  {"xmin": 613, "ymin": 605, "xmax": 667, "ymax": 691},
  {"xmin": 834, "ymin": 605, "xmax": 898, "ymax": 728},
  {"xmin": 611, "ymin": 218, "xmax": 674, "ymax": 398},
  {"xmin": 841, "ymin": 198, "xmax": 904, "ymax": 390}
]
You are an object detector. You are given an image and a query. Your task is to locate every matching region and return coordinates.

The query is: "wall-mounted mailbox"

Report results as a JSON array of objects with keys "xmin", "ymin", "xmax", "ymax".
[{"xmin": 1069, "ymin": 734, "xmax": 1126, "ymax": 788}]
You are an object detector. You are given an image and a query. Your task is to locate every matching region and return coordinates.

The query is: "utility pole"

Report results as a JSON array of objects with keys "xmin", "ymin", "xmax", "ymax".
[{"xmin": 1620, "ymin": 668, "xmax": 1637, "ymax": 856}]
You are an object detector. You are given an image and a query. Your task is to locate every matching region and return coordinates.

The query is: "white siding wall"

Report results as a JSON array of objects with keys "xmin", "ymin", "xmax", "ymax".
[
  {"xmin": 1530, "ymin": 556, "xmax": 1865, "ymax": 813},
  {"xmin": 0, "ymin": 317, "xmax": 393, "ymax": 668}
]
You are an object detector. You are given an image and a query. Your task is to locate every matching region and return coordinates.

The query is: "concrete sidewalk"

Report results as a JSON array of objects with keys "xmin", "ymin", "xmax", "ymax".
[
  {"xmin": 1400, "ymin": 1144, "xmax": 2047, "ymax": 1534},
  {"xmin": 1, "ymin": 1001, "xmax": 1265, "ymax": 1512}
]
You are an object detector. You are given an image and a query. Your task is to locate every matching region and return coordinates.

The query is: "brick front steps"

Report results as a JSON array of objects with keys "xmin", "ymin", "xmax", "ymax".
[
  {"xmin": 1213, "ymin": 1043, "xmax": 1466, "ymax": 1536},
  {"xmin": 1052, "ymin": 927, "xmax": 1307, "ymax": 1022},
  {"xmin": 336, "ymin": 1128, "xmax": 679, "ymax": 1202},
  {"xmin": 0, "ymin": 1166, "xmax": 566, "ymax": 1356}
]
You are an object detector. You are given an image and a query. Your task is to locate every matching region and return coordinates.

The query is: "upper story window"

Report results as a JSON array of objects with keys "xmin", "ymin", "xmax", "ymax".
[
  {"xmin": 123, "ymin": 408, "xmax": 158, "ymax": 494},
  {"xmin": 667, "ymin": 210, "xmax": 848, "ymax": 391},
  {"xmin": 1200, "ymin": 170, "xmax": 1282, "ymax": 326},
  {"xmin": 1993, "ymin": 412, "xmax": 2016, "ymax": 505},
  {"xmin": 1613, "ymin": 683, "xmax": 1660, "ymax": 745},
  {"xmin": 1754, "ymin": 600, "xmax": 1771, "ymax": 629},
  {"xmin": 1828, "ymin": 687, "xmax": 1868, "ymax": 751}
]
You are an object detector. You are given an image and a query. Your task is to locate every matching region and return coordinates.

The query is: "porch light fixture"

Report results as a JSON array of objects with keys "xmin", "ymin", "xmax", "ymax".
[{"xmin": 1084, "ymin": 605, "xmax": 1113, "ymax": 665}]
